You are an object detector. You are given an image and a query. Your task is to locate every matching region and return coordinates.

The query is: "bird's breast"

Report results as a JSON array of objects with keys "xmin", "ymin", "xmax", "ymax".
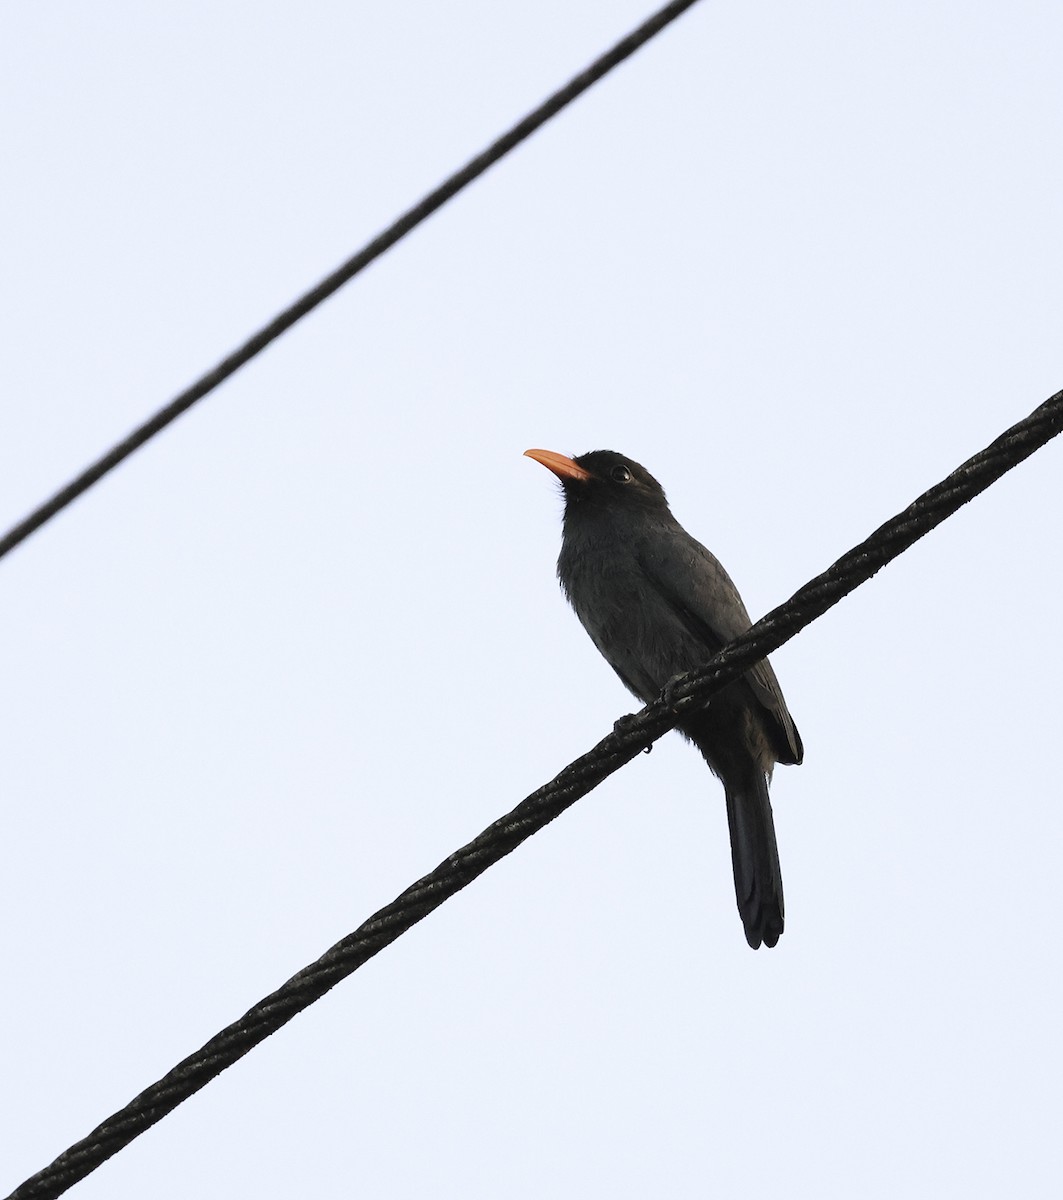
[{"xmin": 558, "ymin": 536, "xmax": 707, "ymax": 705}]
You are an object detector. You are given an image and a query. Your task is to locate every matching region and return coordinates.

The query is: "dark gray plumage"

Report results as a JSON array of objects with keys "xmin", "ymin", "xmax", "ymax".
[{"xmin": 526, "ymin": 448, "xmax": 803, "ymax": 949}]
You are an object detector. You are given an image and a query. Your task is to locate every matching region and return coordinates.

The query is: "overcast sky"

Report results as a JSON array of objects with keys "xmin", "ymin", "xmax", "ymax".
[{"xmin": 2, "ymin": 3, "xmax": 1061, "ymax": 1197}]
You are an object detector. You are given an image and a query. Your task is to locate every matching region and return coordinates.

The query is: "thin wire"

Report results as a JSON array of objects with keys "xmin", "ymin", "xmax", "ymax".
[
  {"xmin": 7, "ymin": 386, "xmax": 1061, "ymax": 1200},
  {"xmin": 0, "ymin": 0, "xmax": 703, "ymax": 564}
]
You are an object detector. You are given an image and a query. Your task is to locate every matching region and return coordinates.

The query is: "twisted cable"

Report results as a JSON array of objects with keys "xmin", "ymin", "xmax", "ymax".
[{"xmin": 8, "ymin": 386, "xmax": 1061, "ymax": 1200}]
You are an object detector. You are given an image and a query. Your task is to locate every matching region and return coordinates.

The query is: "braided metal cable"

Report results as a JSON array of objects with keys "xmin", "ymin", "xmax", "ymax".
[
  {"xmin": 7, "ymin": 386, "xmax": 1061, "ymax": 1200},
  {"xmin": 0, "ymin": 0, "xmax": 702, "ymax": 565}
]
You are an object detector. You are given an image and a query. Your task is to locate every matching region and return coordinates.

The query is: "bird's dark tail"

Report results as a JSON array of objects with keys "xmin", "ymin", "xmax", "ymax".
[{"xmin": 724, "ymin": 773, "xmax": 784, "ymax": 949}]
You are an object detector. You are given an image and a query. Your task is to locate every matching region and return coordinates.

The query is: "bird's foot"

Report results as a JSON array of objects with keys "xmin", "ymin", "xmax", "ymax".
[
  {"xmin": 662, "ymin": 674, "xmax": 696, "ymax": 714},
  {"xmin": 612, "ymin": 712, "xmax": 652, "ymax": 753},
  {"xmin": 613, "ymin": 711, "xmax": 639, "ymax": 738}
]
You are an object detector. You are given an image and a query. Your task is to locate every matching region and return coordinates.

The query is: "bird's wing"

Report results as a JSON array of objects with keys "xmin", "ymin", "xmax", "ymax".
[{"xmin": 635, "ymin": 527, "xmax": 803, "ymax": 765}]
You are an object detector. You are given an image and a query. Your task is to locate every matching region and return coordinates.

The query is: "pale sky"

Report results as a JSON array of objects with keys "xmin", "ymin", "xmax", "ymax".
[{"xmin": 2, "ymin": 3, "xmax": 1061, "ymax": 1198}]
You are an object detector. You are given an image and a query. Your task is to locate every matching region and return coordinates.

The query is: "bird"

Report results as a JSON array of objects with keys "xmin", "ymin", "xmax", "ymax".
[{"xmin": 524, "ymin": 448, "xmax": 803, "ymax": 949}]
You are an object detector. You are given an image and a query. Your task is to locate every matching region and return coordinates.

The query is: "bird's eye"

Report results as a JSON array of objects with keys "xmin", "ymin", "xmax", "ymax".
[{"xmin": 610, "ymin": 465, "xmax": 632, "ymax": 484}]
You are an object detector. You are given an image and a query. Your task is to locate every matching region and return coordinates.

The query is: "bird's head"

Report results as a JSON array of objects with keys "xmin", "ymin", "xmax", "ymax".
[{"xmin": 524, "ymin": 448, "xmax": 669, "ymax": 518}]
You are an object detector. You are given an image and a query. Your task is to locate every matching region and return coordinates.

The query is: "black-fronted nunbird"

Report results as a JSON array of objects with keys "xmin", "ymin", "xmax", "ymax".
[{"xmin": 525, "ymin": 448, "xmax": 803, "ymax": 949}]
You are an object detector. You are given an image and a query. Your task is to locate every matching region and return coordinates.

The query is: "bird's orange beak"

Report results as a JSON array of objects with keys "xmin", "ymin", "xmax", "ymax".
[{"xmin": 523, "ymin": 448, "xmax": 592, "ymax": 482}]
